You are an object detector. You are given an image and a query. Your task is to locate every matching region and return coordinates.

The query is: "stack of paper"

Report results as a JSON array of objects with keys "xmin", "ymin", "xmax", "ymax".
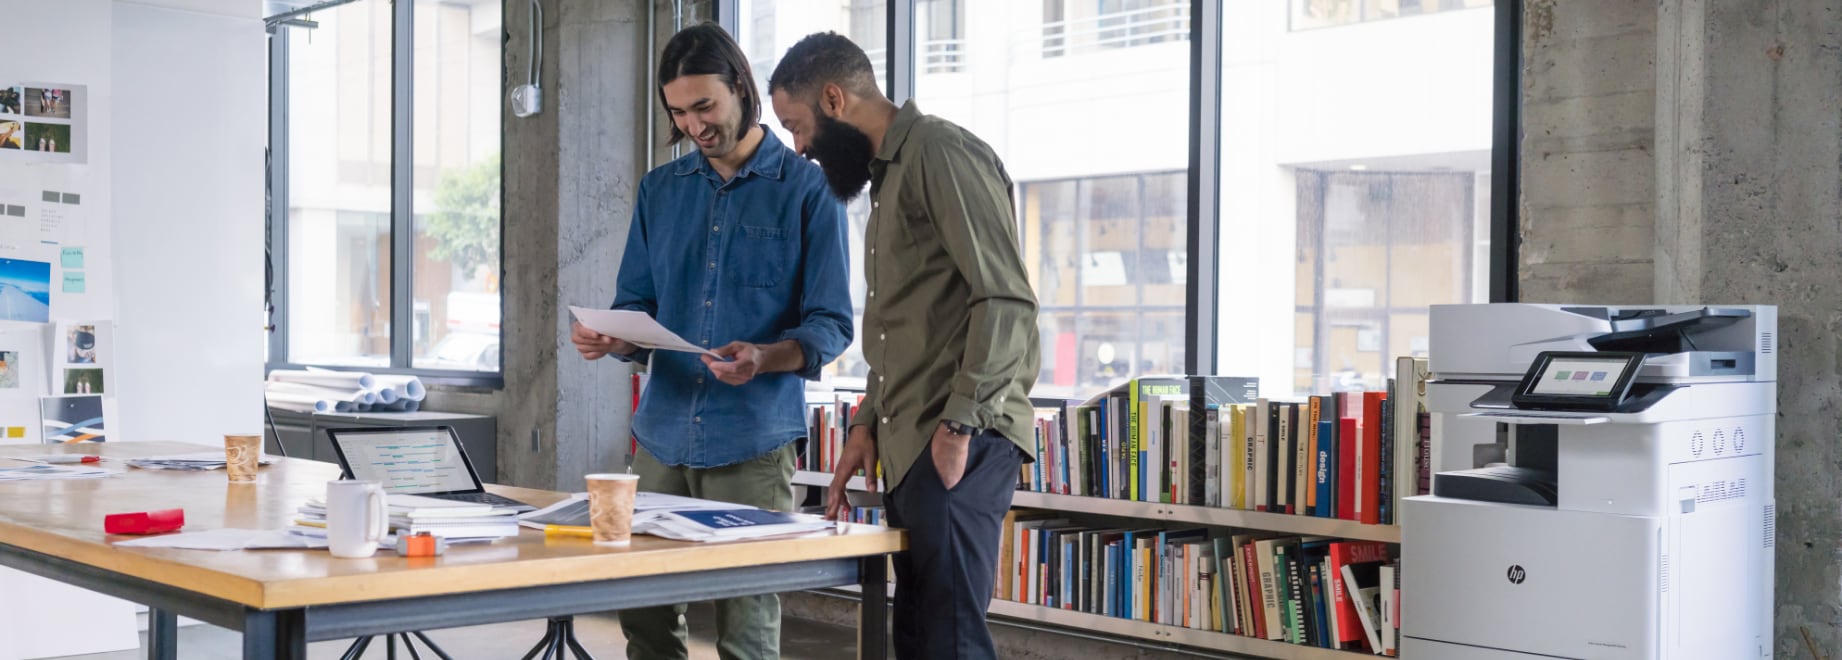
[
  {"xmin": 126, "ymin": 452, "xmax": 273, "ymax": 471},
  {"xmin": 115, "ymin": 529, "xmax": 327, "ymax": 551},
  {"xmin": 0, "ymin": 463, "xmax": 109, "ymax": 481},
  {"xmin": 297, "ymin": 493, "xmax": 520, "ymax": 542}
]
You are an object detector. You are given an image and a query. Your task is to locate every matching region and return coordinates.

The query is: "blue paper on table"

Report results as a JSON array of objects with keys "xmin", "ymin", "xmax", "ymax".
[{"xmin": 671, "ymin": 509, "xmax": 806, "ymax": 529}]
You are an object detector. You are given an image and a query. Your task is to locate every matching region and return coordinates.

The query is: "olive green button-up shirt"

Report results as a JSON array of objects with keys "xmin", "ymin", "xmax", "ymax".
[{"xmin": 850, "ymin": 100, "xmax": 1040, "ymax": 491}]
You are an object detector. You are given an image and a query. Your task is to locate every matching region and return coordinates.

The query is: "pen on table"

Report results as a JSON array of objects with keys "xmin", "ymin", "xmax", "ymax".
[
  {"xmin": 544, "ymin": 524, "xmax": 594, "ymax": 538},
  {"xmin": 38, "ymin": 455, "xmax": 100, "ymax": 464}
]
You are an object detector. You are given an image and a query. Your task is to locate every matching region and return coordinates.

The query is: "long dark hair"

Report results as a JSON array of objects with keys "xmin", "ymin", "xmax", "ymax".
[{"xmin": 657, "ymin": 23, "xmax": 760, "ymax": 146}]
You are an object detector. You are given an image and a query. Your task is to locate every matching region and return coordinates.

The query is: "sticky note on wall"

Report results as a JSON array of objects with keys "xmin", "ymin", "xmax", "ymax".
[
  {"xmin": 61, "ymin": 272, "xmax": 84, "ymax": 293},
  {"xmin": 60, "ymin": 248, "xmax": 82, "ymax": 269}
]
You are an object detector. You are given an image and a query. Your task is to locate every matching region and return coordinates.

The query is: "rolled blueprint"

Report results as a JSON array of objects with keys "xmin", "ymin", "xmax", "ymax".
[
  {"xmin": 372, "ymin": 375, "xmax": 427, "ymax": 402},
  {"xmin": 268, "ymin": 369, "xmax": 376, "ymax": 391}
]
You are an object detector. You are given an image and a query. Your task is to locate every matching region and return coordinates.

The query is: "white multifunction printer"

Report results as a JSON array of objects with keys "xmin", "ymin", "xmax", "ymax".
[{"xmin": 1402, "ymin": 304, "xmax": 1776, "ymax": 659}]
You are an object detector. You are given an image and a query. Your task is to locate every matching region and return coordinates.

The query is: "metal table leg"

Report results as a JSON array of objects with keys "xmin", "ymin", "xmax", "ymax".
[
  {"xmin": 858, "ymin": 556, "xmax": 888, "ymax": 660},
  {"xmin": 147, "ymin": 608, "xmax": 177, "ymax": 660},
  {"xmin": 244, "ymin": 610, "xmax": 307, "ymax": 660}
]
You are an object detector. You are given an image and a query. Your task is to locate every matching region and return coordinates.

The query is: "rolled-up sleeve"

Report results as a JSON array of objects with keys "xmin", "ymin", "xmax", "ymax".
[
  {"xmin": 915, "ymin": 137, "xmax": 1038, "ymax": 430},
  {"xmin": 775, "ymin": 184, "xmax": 855, "ymax": 380}
]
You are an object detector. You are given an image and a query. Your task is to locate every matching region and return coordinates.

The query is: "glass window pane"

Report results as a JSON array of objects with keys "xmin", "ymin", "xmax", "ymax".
[
  {"xmin": 287, "ymin": 1, "xmax": 393, "ymax": 367},
  {"xmin": 923, "ymin": 2, "xmax": 1190, "ymax": 397},
  {"xmin": 739, "ymin": 0, "xmax": 884, "ymax": 389},
  {"xmin": 1223, "ymin": 2, "xmax": 1494, "ymax": 397},
  {"xmin": 412, "ymin": 0, "xmax": 501, "ymax": 372}
]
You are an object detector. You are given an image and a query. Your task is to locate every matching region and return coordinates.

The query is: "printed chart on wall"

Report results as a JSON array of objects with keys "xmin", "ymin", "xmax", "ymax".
[
  {"xmin": 0, "ymin": 321, "xmax": 49, "ymax": 444},
  {"xmin": 0, "ymin": 83, "xmax": 84, "ymax": 164}
]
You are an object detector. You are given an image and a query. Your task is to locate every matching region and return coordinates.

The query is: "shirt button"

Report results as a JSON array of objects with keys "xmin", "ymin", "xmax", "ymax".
[
  {"xmin": 869, "ymin": 290, "xmax": 875, "ymax": 298},
  {"xmin": 712, "ymin": 225, "xmax": 720, "ymax": 232},
  {"xmin": 870, "ymin": 248, "xmax": 875, "ymax": 256},
  {"xmin": 694, "ymin": 416, "xmax": 702, "ymax": 423},
  {"xmin": 881, "ymin": 417, "xmax": 889, "ymax": 424},
  {"xmin": 696, "ymin": 377, "xmax": 705, "ymax": 384},
  {"xmin": 878, "ymin": 375, "xmax": 885, "ymax": 383},
  {"xmin": 879, "ymin": 333, "xmax": 886, "ymax": 341},
  {"xmin": 873, "ymin": 202, "xmax": 880, "ymax": 209},
  {"xmin": 709, "ymin": 261, "xmax": 716, "ymax": 269},
  {"xmin": 704, "ymin": 300, "xmax": 712, "ymax": 307}
]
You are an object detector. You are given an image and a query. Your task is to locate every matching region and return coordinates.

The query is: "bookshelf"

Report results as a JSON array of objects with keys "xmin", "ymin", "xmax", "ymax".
[
  {"xmin": 796, "ymin": 470, "xmax": 1401, "ymax": 657},
  {"xmin": 792, "ymin": 470, "xmax": 1400, "ymax": 544}
]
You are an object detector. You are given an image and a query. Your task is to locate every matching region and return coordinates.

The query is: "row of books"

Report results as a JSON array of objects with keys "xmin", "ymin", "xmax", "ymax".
[
  {"xmin": 803, "ymin": 392, "xmax": 863, "ymax": 474},
  {"xmin": 997, "ymin": 513, "xmax": 1401, "ymax": 655},
  {"xmin": 1020, "ymin": 358, "xmax": 1432, "ymax": 525}
]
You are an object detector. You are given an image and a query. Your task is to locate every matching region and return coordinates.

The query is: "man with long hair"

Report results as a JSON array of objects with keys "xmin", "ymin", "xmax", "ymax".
[{"xmin": 570, "ymin": 23, "xmax": 852, "ymax": 660}]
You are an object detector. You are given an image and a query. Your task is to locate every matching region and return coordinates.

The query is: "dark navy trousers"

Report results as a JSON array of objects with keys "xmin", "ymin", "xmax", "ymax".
[{"xmin": 884, "ymin": 430, "xmax": 1026, "ymax": 660}]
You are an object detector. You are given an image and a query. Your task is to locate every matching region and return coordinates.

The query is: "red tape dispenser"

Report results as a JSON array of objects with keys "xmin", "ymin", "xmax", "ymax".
[{"xmin": 105, "ymin": 509, "xmax": 185, "ymax": 535}]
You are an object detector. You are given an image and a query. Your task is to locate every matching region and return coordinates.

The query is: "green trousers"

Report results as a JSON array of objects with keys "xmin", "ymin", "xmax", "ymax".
[{"xmin": 620, "ymin": 442, "xmax": 797, "ymax": 660}]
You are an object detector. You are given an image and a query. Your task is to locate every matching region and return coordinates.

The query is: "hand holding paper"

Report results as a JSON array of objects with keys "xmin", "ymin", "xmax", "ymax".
[{"xmin": 568, "ymin": 306, "xmax": 719, "ymax": 357}]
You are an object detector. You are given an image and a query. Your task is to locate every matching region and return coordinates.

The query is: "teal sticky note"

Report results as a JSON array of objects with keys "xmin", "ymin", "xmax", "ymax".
[
  {"xmin": 60, "ymin": 248, "xmax": 82, "ymax": 269},
  {"xmin": 61, "ymin": 272, "xmax": 84, "ymax": 293}
]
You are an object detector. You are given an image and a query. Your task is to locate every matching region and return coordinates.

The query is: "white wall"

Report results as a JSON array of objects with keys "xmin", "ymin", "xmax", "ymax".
[{"xmin": 112, "ymin": 2, "xmax": 267, "ymax": 443}]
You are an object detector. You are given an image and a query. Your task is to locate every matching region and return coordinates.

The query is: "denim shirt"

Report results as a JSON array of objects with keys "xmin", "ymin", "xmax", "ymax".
[{"xmin": 612, "ymin": 128, "xmax": 853, "ymax": 468}]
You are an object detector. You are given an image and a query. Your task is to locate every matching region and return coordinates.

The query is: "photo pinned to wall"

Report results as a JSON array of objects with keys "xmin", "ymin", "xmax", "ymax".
[
  {"xmin": 23, "ymin": 124, "xmax": 68, "ymax": 154},
  {"xmin": 22, "ymin": 88, "xmax": 70, "ymax": 120},
  {"xmin": 66, "ymin": 324, "xmax": 95, "ymax": 363},
  {"xmin": 0, "ymin": 258, "xmax": 50, "ymax": 324},
  {"xmin": 40, "ymin": 394, "xmax": 103, "ymax": 443},
  {"xmin": 0, "ymin": 121, "xmax": 21, "ymax": 150},
  {"xmin": 0, "ymin": 87, "xmax": 20, "ymax": 115},
  {"xmin": 0, "ymin": 351, "xmax": 19, "ymax": 389},
  {"xmin": 62, "ymin": 368, "xmax": 100, "ymax": 394}
]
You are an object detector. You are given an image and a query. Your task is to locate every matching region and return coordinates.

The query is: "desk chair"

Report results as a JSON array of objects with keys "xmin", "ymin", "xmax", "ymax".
[
  {"xmin": 341, "ymin": 631, "xmax": 453, "ymax": 660},
  {"xmin": 521, "ymin": 616, "xmax": 595, "ymax": 659}
]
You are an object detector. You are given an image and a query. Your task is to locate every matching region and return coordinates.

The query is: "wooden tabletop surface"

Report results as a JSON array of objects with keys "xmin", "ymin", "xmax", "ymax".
[{"xmin": 0, "ymin": 442, "xmax": 903, "ymax": 610}]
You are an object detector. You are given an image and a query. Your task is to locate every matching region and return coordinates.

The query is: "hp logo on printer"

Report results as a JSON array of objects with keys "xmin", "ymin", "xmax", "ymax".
[{"xmin": 1507, "ymin": 565, "xmax": 1528, "ymax": 584}]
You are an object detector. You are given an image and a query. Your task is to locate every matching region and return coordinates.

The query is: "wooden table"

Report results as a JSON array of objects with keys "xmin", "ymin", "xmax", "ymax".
[{"xmin": 0, "ymin": 442, "xmax": 903, "ymax": 659}]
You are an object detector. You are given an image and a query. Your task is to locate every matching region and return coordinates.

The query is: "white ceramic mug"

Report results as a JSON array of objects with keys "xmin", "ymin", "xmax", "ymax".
[{"xmin": 326, "ymin": 480, "xmax": 388, "ymax": 558}]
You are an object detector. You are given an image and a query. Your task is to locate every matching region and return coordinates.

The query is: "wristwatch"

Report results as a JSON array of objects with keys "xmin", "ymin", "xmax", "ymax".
[{"xmin": 941, "ymin": 419, "xmax": 981, "ymax": 437}]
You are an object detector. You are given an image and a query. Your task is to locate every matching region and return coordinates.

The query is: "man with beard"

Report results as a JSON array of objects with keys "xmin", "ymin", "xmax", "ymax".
[
  {"xmin": 769, "ymin": 32, "xmax": 1040, "ymax": 660},
  {"xmin": 570, "ymin": 23, "xmax": 852, "ymax": 660},
  {"xmin": 0, "ymin": 89, "xmax": 17, "ymax": 114}
]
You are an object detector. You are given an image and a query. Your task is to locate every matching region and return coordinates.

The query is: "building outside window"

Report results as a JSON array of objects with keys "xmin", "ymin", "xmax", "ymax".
[
  {"xmin": 280, "ymin": 0, "xmax": 502, "ymax": 373},
  {"xmin": 1220, "ymin": 1, "xmax": 1494, "ymax": 396}
]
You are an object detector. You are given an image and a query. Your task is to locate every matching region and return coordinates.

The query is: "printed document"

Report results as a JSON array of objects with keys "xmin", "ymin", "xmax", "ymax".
[{"xmin": 568, "ymin": 306, "xmax": 718, "ymax": 357}]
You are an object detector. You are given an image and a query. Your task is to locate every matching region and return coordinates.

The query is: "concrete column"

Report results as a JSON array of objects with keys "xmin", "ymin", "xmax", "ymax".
[
  {"xmin": 500, "ymin": 0, "xmax": 646, "ymax": 490},
  {"xmin": 1655, "ymin": 1, "xmax": 1842, "ymax": 654},
  {"xmin": 1518, "ymin": 0, "xmax": 1656, "ymax": 304}
]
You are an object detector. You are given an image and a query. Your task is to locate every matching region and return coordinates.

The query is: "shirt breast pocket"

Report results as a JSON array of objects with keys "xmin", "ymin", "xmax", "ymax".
[{"xmin": 734, "ymin": 224, "xmax": 791, "ymax": 288}]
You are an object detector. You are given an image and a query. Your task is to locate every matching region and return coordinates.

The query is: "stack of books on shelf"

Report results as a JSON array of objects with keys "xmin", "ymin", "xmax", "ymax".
[
  {"xmin": 295, "ymin": 493, "xmax": 522, "ymax": 542},
  {"xmin": 1017, "ymin": 357, "xmax": 1433, "ymax": 525},
  {"xmin": 996, "ymin": 518, "xmax": 1402, "ymax": 655}
]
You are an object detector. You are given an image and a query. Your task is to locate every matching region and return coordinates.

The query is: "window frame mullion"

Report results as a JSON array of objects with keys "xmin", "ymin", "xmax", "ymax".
[{"xmin": 389, "ymin": 0, "xmax": 415, "ymax": 369}]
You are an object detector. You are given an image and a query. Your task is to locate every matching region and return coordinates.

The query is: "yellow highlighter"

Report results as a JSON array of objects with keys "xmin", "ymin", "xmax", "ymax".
[{"xmin": 543, "ymin": 524, "xmax": 594, "ymax": 539}]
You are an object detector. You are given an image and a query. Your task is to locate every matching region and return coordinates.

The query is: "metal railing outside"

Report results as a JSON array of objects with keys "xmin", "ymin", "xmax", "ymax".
[
  {"xmin": 1037, "ymin": 2, "xmax": 1190, "ymax": 59},
  {"xmin": 922, "ymin": 39, "xmax": 967, "ymax": 74}
]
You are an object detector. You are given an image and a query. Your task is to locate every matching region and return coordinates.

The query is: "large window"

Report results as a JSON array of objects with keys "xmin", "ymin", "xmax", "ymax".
[
  {"xmin": 1218, "ymin": 1, "xmax": 1495, "ymax": 397},
  {"xmin": 272, "ymin": 0, "xmax": 502, "ymax": 376},
  {"xmin": 918, "ymin": 0, "xmax": 1191, "ymax": 398},
  {"xmin": 718, "ymin": 0, "xmax": 1507, "ymax": 399},
  {"xmin": 739, "ymin": 0, "xmax": 885, "ymax": 387}
]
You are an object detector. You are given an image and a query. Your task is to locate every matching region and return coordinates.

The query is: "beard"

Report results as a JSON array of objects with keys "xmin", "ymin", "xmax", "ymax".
[{"xmin": 806, "ymin": 113, "xmax": 876, "ymax": 202}]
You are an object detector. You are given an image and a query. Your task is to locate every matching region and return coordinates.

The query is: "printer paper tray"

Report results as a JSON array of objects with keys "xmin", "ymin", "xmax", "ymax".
[{"xmin": 1459, "ymin": 412, "xmax": 1610, "ymax": 425}]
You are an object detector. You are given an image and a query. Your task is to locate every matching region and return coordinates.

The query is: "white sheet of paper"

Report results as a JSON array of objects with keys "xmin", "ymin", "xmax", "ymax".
[
  {"xmin": 569, "ymin": 306, "xmax": 718, "ymax": 357},
  {"xmin": 112, "ymin": 529, "xmax": 327, "ymax": 550}
]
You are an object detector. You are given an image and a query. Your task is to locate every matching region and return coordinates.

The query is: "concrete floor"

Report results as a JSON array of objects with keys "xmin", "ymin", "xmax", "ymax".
[{"xmin": 59, "ymin": 603, "xmax": 858, "ymax": 660}]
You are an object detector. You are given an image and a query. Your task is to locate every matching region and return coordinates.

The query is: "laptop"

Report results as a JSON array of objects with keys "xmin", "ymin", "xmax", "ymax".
[{"xmin": 326, "ymin": 426, "xmax": 535, "ymax": 512}]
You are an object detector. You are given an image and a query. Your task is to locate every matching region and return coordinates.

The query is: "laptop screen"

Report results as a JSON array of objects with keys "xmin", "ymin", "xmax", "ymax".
[{"xmin": 330, "ymin": 427, "xmax": 481, "ymax": 495}]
